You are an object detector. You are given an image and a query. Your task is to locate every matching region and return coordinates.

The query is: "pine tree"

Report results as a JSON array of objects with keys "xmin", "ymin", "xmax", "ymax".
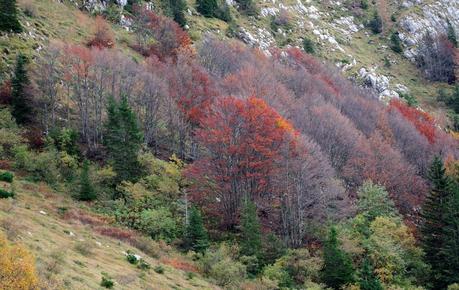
[
  {"xmin": 104, "ymin": 96, "xmax": 143, "ymax": 185},
  {"xmin": 359, "ymin": 258, "xmax": 383, "ymax": 290},
  {"xmin": 11, "ymin": 54, "xmax": 33, "ymax": 124},
  {"xmin": 196, "ymin": 0, "xmax": 218, "ymax": 17},
  {"xmin": 184, "ymin": 206, "xmax": 209, "ymax": 253},
  {"xmin": 440, "ymin": 186, "xmax": 459, "ymax": 286},
  {"xmin": 0, "ymin": 0, "xmax": 22, "ymax": 33},
  {"xmin": 421, "ymin": 156, "xmax": 454, "ymax": 289},
  {"xmin": 447, "ymin": 19, "xmax": 458, "ymax": 48},
  {"xmin": 240, "ymin": 199, "xmax": 262, "ymax": 258},
  {"xmin": 77, "ymin": 160, "xmax": 97, "ymax": 201},
  {"xmin": 322, "ymin": 226, "xmax": 355, "ymax": 289}
]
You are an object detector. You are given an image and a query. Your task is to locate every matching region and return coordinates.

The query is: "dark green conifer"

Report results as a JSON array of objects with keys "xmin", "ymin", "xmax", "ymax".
[
  {"xmin": 104, "ymin": 96, "xmax": 143, "ymax": 185},
  {"xmin": 236, "ymin": 0, "xmax": 257, "ymax": 15},
  {"xmin": 77, "ymin": 160, "xmax": 97, "ymax": 201},
  {"xmin": 11, "ymin": 54, "xmax": 33, "ymax": 124},
  {"xmin": 0, "ymin": 0, "xmax": 22, "ymax": 33},
  {"xmin": 390, "ymin": 32, "xmax": 403, "ymax": 53},
  {"xmin": 196, "ymin": 0, "xmax": 218, "ymax": 18},
  {"xmin": 421, "ymin": 156, "xmax": 454, "ymax": 289},
  {"xmin": 240, "ymin": 199, "xmax": 262, "ymax": 258},
  {"xmin": 322, "ymin": 226, "xmax": 355, "ymax": 289},
  {"xmin": 184, "ymin": 206, "xmax": 209, "ymax": 253}
]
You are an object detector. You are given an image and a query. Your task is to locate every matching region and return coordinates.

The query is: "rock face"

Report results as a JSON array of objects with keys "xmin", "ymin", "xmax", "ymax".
[{"xmin": 399, "ymin": 0, "xmax": 459, "ymax": 59}]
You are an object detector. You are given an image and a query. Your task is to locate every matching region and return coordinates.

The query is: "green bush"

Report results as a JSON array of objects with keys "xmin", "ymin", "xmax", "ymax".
[
  {"xmin": 0, "ymin": 189, "xmax": 14, "ymax": 199},
  {"xmin": 154, "ymin": 265, "xmax": 165, "ymax": 274},
  {"xmin": 303, "ymin": 37, "xmax": 316, "ymax": 54},
  {"xmin": 13, "ymin": 146, "xmax": 60, "ymax": 184},
  {"xmin": 137, "ymin": 259, "xmax": 151, "ymax": 270},
  {"xmin": 200, "ymin": 244, "xmax": 246, "ymax": 287},
  {"xmin": 100, "ymin": 276, "xmax": 114, "ymax": 288},
  {"xmin": 368, "ymin": 11, "xmax": 383, "ymax": 34},
  {"xmin": 0, "ymin": 171, "xmax": 14, "ymax": 183},
  {"xmin": 138, "ymin": 207, "xmax": 178, "ymax": 243},
  {"xmin": 126, "ymin": 251, "xmax": 139, "ymax": 265},
  {"xmin": 390, "ymin": 32, "xmax": 403, "ymax": 53}
]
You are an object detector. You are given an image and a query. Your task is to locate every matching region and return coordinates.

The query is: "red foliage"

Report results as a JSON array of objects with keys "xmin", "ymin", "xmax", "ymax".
[
  {"xmin": 87, "ymin": 16, "xmax": 115, "ymax": 49},
  {"xmin": 0, "ymin": 80, "xmax": 12, "ymax": 105},
  {"xmin": 95, "ymin": 226, "xmax": 138, "ymax": 242},
  {"xmin": 389, "ymin": 99, "xmax": 436, "ymax": 144},
  {"xmin": 186, "ymin": 96, "xmax": 295, "ymax": 228},
  {"xmin": 160, "ymin": 257, "xmax": 199, "ymax": 273},
  {"xmin": 132, "ymin": 9, "xmax": 191, "ymax": 60}
]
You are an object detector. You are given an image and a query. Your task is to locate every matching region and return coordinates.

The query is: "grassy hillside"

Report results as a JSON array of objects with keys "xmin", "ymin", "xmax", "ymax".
[{"xmin": 0, "ymin": 176, "xmax": 218, "ymax": 289}]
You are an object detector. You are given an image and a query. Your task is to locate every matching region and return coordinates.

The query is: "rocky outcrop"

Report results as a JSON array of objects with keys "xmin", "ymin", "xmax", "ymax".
[{"xmin": 399, "ymin": 0, "xmax": 459, "ymax": 59}]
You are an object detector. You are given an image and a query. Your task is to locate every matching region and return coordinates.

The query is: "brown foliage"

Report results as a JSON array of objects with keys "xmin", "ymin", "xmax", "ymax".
[{"xmin": 87, "ymin": 16, "xmax": 114, "ymax": 49}]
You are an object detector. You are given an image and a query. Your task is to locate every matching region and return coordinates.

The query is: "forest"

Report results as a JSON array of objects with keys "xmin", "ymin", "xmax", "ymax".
[{"xmin": 1, "ymin": 0, "xmax": 459, "ymax": 289}]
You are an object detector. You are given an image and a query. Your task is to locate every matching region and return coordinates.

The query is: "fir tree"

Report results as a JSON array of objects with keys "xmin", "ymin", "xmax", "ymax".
[
  {"xmin": 196, "ymin": 0, "xmax": 218, "ymax": 18},
  {"xmin": 104, "ymin": 96, "xmax": 143, "ymax": 186},
  {"xmin": 11, "ymin": 54, "xmax": 33, "ymax": 124},
  {"xmin": 303, "ymin": 37, "xmax": 316, "ymax": 54},
  {"xmin": 359, "ymin": 258, "xmax": 383, "ymax": 290},
  {"xmin": 77, "ymin": 160, "xmax": 97, "ymax": 201},
  {"xmin": 0, "ymin": 0, "xmax": 22, "ymax": 33},
  {"xmin": 368, "ymin": 11, "xmax": 383, "ymax": 34},
  {"xmin": 440, "ymin": 186, "xmax": 459, "ymax": 286},
  {"xmin": 421, "ymin": 156, "xmax": 454, "ymax": 289},
  {"xmin": 390, "ymin": 32, "xmax": 403, "ymax": 53},
  {"xmin": 447, "ymin": 19, "xmax": 458, "ymax": 48},
  {"xmin": 184, "ymin": 206, "xmax": 209, "ymax": 253},
  {"xmin": 322, "ymin": 226, "xmax": 355, "ymax": 289},
  {"xmin": 161, "ymin": 0, "xmax": 187, "ymax": 27},
  {"xmin": 240, "ymin": 199, "xmax": 262, "ymax": 258}
]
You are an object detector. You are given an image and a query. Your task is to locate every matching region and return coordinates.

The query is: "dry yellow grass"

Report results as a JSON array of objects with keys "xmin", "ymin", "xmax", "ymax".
[{"xmin": 0, "ymin": 179, "xmax": 219, "ymax": 290}]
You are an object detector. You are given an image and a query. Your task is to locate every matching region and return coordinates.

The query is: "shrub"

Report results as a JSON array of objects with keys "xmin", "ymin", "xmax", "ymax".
[
  {"xmin": 154, "ymin": 265, "xmax": 165, "ymax": 274},
  {"xmin": 368, "ymin": 11, "xmax": 382, "ymax": 34},
  {"xmin": 0, "ymin": 233, "xmax": 39, "ymax": 289},
  {"xmin": 0, "ymin": 188, "xmax": 14, "ymax": 198},
  {"xmin": 126, "ymin": 250, "xmax": 139, "ymax": 265},
  {"xmin": 0, "ymin": 171, "xmax": 14, "ymax": 183},
  {"xmin": 87, "ymin": 16, "xmax": 115, "ymax": 49},
  {"xmin": 390, "ymin": 32, "xmax": 403, "ymax": 53},
  {"xmin": 200, "ymin": 244, "xmax": 246, "ymax": 287},
  {"xmin": 13, "ymin": 146, "xmax": 60, "ymax": 185},
  {"xmin": 303, "ymin": 37, "xmax": 316, "ymax": 54},
  {"xmin": 138, "ymin": 207, "xmax": 178, "ymax": 243},
  {"xmin": 138, "ymin": 259, "xmax": 151, "ymax": 270},
  {"xmin": 101, "ymin": 276, "xmax": 114, "ymax": 288}
]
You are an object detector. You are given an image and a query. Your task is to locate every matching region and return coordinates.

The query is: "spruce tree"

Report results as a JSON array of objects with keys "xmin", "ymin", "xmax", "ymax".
[
  {"xmin": 368, "ymin": 11, "xmax": 383, "ymax": 34},
  {"xmin": 240, "ymin": 199, "xmax": 262, "ymax": 258},
  {"xmin": 11, "ymin": 54, "xmax": 32, "ymax": 124},
  {"xmin": 196, "ymin": 0, "xmax": 218, "ymax": 18},
  {"xmin": 447, "ymin": 19, "xmax": 458, "ymax": 48},
  {"xmin": 184, "ymin": 206, "xmax": 209, "ymax": 253},
  {"xmin": 359, "ymin": 258, "xmax": 383, "ymax": 290},
  {"xmin": 104, "ymin": 96, "xmax": 143, "ymax": 185},
  {"xmin": 440, "ymin": 186, "xmax": 459, "ymax": 286},
  {"xmin": 0, "ymin": 0, "xmax": 22, "ymax": 33},
  {"xmin": 421, "ymin": 156, "xmax": 454, "ymax": 289},
  {"xmin": 390, "ymin": 32, "xmax": 403, "ymax": 53},
  {"xmin": 161, "ymin": 0, "xmax": 187, "ymax": 27},
  {"xmin": 322, "ymin": 226, "xmax": 355, "ymax": 289},
  {"xmin": 77, "ymin": 160, "xmax": 97, "ymax": 201}
]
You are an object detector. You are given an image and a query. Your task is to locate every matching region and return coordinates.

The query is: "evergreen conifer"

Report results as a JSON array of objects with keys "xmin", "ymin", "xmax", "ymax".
[
  {"xmin": 0, "ymin": 0, "xmax": 22, "ymax": 33},
  {"xmin": 184, "ymin": 206, "xmax": 209, "ymax": 253},
  {"xmin": 11, "ymin": 54, "xmax": 32, "ymax": 124}
]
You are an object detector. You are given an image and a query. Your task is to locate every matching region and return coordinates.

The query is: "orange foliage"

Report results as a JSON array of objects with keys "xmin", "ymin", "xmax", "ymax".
[
  {"xmin": 389, "ymin": 99, "xmax": 436, "ymax": 144},
  {"xmin": 0, "ymin": 233, "xmax": 39, "ymax": 289}
]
